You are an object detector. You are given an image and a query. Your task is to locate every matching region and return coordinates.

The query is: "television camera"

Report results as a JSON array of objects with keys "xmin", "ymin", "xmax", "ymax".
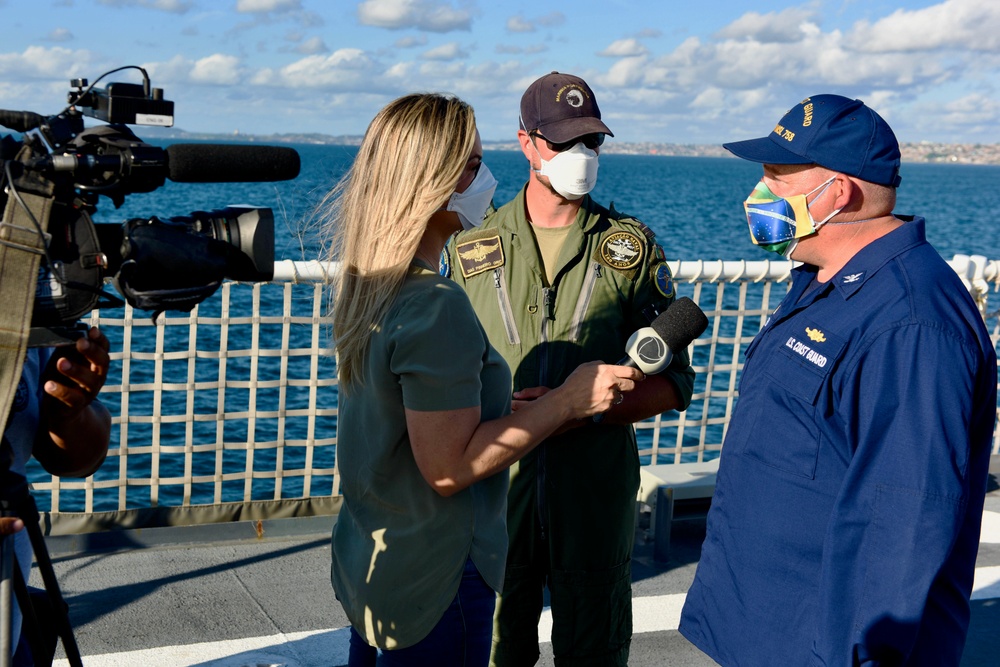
[
  {"xmin": 0, "ymin": 66, "xmax": 301, "ymax": 666},
  {"xmin": 0, "ymin": 65, "xmax": 301, "ymax": 346}
]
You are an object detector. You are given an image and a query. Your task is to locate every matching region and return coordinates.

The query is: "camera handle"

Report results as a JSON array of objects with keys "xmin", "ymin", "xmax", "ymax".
[{"xmin": 0, "ymin": 469, "xmax": 83, "ymax": 667}]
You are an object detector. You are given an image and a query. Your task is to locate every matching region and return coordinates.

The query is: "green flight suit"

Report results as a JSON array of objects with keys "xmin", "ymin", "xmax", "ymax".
[{"xmin": 448, "ymin": 186, "xmax": 695, "ymax": 666}]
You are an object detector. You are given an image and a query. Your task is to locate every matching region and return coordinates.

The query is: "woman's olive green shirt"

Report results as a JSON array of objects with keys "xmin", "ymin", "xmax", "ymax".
[{"xmin": 331, "ymin": 262, "xmax": 512, "ymax": 650}]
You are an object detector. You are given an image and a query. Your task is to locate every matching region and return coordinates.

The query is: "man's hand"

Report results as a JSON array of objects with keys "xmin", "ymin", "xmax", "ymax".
[
  {"xmin": 511, "ymin": 385, "xmax": 551, "ymax": 412},
  {"xmin": 0, "ymin": 517, "xmax": 24, "ymax": 536},
  {"xmin": 35, "ymin": 326, "xmax": 113, "ymax": 478},
  {"xmin": 43, "ymin": 326, "xmax": 110, "ymax": 416}
]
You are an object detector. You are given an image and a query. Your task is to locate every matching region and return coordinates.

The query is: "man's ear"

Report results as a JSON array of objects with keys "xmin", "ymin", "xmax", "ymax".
[{"xmin": 517, "ymin": 129, "xmax": 535, "ymax": 162}]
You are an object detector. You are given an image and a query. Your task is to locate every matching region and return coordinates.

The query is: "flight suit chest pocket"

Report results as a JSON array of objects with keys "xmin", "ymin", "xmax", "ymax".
[{"xmin": 742, "ymin": 325, "xmax": 844, "ymax": 479}]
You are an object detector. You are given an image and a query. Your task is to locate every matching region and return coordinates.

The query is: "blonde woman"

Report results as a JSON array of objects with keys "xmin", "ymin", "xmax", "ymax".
[{"xmin": 322, "ymin": 93, "xmax": 642, "ymax": 666}]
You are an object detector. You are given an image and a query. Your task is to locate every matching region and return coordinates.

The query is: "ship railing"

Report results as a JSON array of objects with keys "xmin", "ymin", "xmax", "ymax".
[{"xmin": 27, "ymin": 257, "xmax": 1000, "ymax": 536}]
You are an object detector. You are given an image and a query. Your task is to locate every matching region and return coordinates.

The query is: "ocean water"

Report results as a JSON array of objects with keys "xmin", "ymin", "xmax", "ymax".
[
  {"xmin": 30, "ymin": 143, "xmax": 1000, "ymax": 510},
  {"xmin": 98, "ymin": 143, "xmax": 1000, "ymax": 262}
]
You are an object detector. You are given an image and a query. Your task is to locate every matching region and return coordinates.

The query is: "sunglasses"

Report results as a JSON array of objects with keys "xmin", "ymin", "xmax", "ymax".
[{"xmin": 531, "ymin": 132, "xmax": 606, "ymax": 152}]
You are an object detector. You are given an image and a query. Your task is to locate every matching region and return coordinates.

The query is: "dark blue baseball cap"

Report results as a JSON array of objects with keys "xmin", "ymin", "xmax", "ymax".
[{"xmin": 723, "ymin": 94, "xmax": 902, "ymax": 187}]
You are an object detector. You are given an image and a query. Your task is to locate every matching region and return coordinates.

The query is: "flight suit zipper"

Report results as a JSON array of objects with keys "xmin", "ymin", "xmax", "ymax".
[
  {"xmin": 569, "ymin": 261, "xmax": 601, "ymax": 342},
  {"xmin": 537, "ymin": 286, "xmax": 555, "ymax": 542},
  {"xmin": 493, "ymin": 267, "xmax": 520, "ymax": 345}
]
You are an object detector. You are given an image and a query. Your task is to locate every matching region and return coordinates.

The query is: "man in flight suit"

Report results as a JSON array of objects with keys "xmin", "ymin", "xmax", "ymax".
[{"xmin": 449, "ymin": 71, "xmax": 695, "ymax": 666}]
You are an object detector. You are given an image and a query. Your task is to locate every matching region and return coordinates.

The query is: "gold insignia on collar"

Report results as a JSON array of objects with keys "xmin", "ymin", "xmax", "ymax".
[
  {"xmin": 600, "ymin": 231, "xmax": 643, "ymax": 271},
  {"xmin": 805, "ymin": 327, "xmax": 826, "ymax": 343},
  {"xmin": 457, "ymin": 236, "xmax": 504, "ymax": 278}
]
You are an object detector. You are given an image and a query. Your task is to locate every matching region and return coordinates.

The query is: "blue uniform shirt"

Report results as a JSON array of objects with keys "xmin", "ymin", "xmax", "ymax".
[{"xmin": 680, "ymin": 217, "xmax": 997, "ymax": 666}]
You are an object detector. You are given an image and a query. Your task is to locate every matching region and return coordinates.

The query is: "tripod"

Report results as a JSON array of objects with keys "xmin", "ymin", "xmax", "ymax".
[{"xmin": 0, "ymin": 465, "xmax": 82, "ymax": 667}]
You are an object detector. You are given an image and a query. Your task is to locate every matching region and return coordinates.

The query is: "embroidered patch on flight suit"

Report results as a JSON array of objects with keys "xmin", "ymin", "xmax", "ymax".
[
  {"xmin": 439, "ymin": 246, "xmax": 452, "ymax": 277},
  {"xmin": 456, "ymin": 235, "xmax": 504, "ymax": 278},
  {"xmin": 598, "ymin": 231, "xmax": 643, "ymax": 271},
  {"xmin": 652, "ymin": 244, "xmax": 666, "ymax": 263},
  {"xmin": 652, "ymin": 262, "xmax": 674, "ymax": 298}
]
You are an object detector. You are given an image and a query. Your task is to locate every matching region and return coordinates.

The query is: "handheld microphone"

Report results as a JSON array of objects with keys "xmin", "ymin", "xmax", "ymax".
[
  {"xmin": 165, "ymin": 144, "xmax": 301, "ymax": 183},
  {"xmin": 617, "ymin": 297, "xmax": 709, "ymax": 374},
  {"xmin": 594, "ymin": 297, "xmax": 708, "ymax": 423}
]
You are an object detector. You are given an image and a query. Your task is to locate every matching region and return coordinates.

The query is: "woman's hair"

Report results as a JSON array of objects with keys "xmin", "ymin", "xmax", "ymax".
[{"xmin": 319, "ymin": 93, "xmax": 477, "ymax": 388}]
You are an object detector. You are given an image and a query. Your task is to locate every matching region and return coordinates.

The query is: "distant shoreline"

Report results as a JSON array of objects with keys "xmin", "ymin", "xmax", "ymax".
[
  {"xmin": 194, "ymin": 132, "xmax": 1000, "ymax": 166},
  {"xmin": 20, "ymin": 125, "xmax": 1000, "ymax": 166}
]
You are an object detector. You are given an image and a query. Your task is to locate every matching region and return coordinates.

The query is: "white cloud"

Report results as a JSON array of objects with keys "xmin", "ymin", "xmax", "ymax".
[
  {"xmin": 357, "ymin": 0, "xmax": 472, "ymax": 32},
  {"xmin": 293, "ymin": 36, "xmax": 328, "ymax": 55},
  {"xmin": 46, "ymin": 28, "xmax": 74, "ymax": 43},
  {"xmin": 97, "ymin": 0, "xmax": 193, "ymax": 13},
  {"xmin": 143, "ymin": 53, "xmax": 243, "ymax": 86},
  {"xmin": 236, "ymin": 0, "xmax": 301, "ymax": 12},
  {"xmin": 0, "ymin": 46, "xmax": 95, "ymax": 80},
  {"xmin": 598, "ymin": 38, "xmax": 648, "ymax": 58},
  {"xmin": 600, "ymin": 55, "xmax": 649, "ymax": 87},
  {"xmin": 187, "ymin": 54, "xmax": 241, "ymax": 85},
  {"xmin": 495, "ymin": 43, "xmax": 548, "ymax": 55},
  {"xmin": 379, "ymin": 58, "xmax": 525, "ymax": 100},
  {"xmin": 394, "ymin": 35, "xmax": 428, "ymax": 48},
  {"xmin": 689, "ymin": 87, "xmax": 727, "ymax": 112},
  {"xmin": 535, "ymin": 12, "xmax": 564, "ymax": 28},
  {"xmin": 506, "ymin": 16, "xmax": 534, "ymax": 33},
  {"xmin": 942, "ymin": 92, "xmax": 1000, "ymax": 125},
  {"xmin": 715, "ymin": 7, "xmax": 821, "ymax": 43},
  {"xmin": 505, "ymin": 11, "xmax": 564, "ymax": 33},
  {"xmin": 252, "ymin": 49, "xmax": 379, "ymax": 89},
  {"xmin": 847, "ymin": 0, "xmax": 1000, "ymax": 52},
  {"xmin": 421, "ymin": 42, "xmax": 468, "ymax": 61}
]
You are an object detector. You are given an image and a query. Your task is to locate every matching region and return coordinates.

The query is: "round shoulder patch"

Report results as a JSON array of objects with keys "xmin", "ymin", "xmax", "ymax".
[
  {"xmin": 600, "ymin": 231, "xmax": 643, "ymax": 271},
  {"xmin": 653, "ymin": 262, "xmax": 674, "ymax": 298}
]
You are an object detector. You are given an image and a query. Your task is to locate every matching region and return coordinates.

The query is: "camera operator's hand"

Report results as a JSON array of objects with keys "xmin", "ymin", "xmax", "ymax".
[
  {"xmin": 44, "ymin": 326, "xmax": 110, "ymax": 410},
  {"xmin": 0, "ymin": 517, "xmax": 24, "ymax": 536},
  {"xmin": 33, "ymin": 326, "xmax": 112, "ymax": 478}
]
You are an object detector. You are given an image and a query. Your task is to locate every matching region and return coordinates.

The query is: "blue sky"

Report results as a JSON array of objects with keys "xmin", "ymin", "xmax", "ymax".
[{"xmin": 1, "ymin": 0, "xmax": 997, "ymax": 144}]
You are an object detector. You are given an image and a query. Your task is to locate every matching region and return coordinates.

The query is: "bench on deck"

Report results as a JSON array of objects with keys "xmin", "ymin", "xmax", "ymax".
[{"xmin": 637, "ymin": 459, "xmax": 720, "ymax": 564}]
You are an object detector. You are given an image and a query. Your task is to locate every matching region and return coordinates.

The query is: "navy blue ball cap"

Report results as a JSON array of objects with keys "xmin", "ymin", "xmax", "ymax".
[{"xmin": 723, "ymin": 94, "xmax": 902, "ymax": 187}]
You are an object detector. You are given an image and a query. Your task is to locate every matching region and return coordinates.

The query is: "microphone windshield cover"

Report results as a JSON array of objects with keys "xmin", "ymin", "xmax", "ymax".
[
  {"xmin": 652, "ymin": 297, "xmax": 709, "ymax": 350},
  {"xmin": 166, "ymin": 144, "xmax": 301, "ymax": 183}
]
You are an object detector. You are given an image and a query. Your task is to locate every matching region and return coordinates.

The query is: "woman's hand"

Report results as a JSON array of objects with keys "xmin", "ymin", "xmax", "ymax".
[{"xmin": 548, "ymin": 361, "xmax": 644, "ymax": 420}]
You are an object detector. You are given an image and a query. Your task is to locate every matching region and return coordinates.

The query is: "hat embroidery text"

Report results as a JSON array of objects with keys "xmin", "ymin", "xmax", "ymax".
[
  {"xmin": 556, "ymin": 85, "xmax": 588, "ymax": 107},
  {"xmin": 773, "ymin": 123, "xmax": 796, "ymax": 142},
  {"xmin": 802, "ymin": 102, "xmax": 814, "ymax": 127}
]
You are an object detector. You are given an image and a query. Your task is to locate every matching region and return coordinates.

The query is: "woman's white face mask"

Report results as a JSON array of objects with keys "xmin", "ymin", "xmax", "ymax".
[
  {"xmin": 447, "ymin": 163, "xmax": 498, "ymax": 229},
  {"xmin": 533, "ymin": 141, "xmax": 599, "ymax": 200}
]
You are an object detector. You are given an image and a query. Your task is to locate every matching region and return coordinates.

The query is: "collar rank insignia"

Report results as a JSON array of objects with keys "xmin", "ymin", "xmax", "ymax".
[
  {"xmin": 805, "ymin": 327, "xmax": 826, "ymax": 343},
  {"xmin": 599, "ymin": 231, "xmax": 643, "ymax": 271},
  {"xmin": 842, "ymin": 272, "xmax": 864, "ymax": 284},
  {"xmin": 457, "ymin": 235, "xmax": 504, "ymax": 278}
]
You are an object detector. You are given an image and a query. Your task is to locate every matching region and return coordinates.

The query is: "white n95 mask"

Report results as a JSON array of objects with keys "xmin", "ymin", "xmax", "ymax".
[
  {"xmin": 534, "ymin": 142, "xmax": 599, "ymax": 200},
  {"xmin": 448, "ymin": 163, "xmax": 498, "ymax": 229}
]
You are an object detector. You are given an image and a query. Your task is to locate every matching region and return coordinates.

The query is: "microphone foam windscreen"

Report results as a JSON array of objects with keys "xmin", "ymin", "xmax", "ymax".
[
  {"xmin": 166, "ymin": 144, "xmax": 301, "ymax": 183},
  {"xmin": 652, "ymin": 297, "xmax": 709, "ymax": 350}
]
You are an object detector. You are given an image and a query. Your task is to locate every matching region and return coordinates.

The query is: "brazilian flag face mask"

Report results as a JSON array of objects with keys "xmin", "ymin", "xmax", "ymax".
[{"xmin": 743, "ymin": 177, "xmax": 840, "ymax": 258}]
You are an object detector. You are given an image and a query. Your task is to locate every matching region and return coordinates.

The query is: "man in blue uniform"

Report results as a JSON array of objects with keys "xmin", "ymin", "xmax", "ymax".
[{"xmin": 679, "ymin": 95, "xmax": 997, "ymax": 665}]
